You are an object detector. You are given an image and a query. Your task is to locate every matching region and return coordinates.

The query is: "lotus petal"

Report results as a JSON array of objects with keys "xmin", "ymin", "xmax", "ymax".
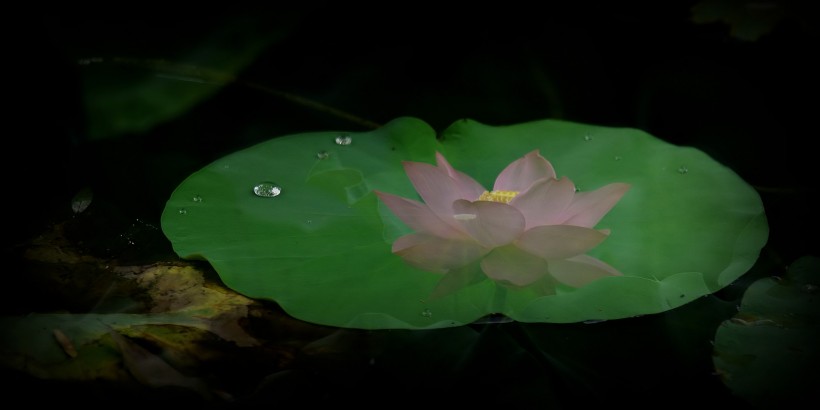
[
  {"xmin": 374, "ymin": 191, "xmax": 466, "ymax": 239},
  {"xmin": 516, "ymin": 225, "xmax": 608, "ymax": 260},
  {"xmin": 435, "ymin": 152, "xmax": 487, "ymax": 201},
  {"xmin": 481, "ymin": 245, "xmax": 549, "ymax": 287},
  {"xmin": 393, "ymin": 233, "xmax": 488, "ymax": 273},
  {"xmin": 548, "ymin": 254, "xmax": 623, "ymax": 287},
  {"xmin": 493, "ymin": 150, "xmax": 556, "ymax": 192},
  {"xmin": 560, "ymin": 183, "xmax": 631, "ymax": 228},
  {"xmin": 452, "ymin": 199, "xmax": 525, "ymax": 248},
  {"xmin": 510, "ymin": 177, "xmax": 575, "ymax": 229}
]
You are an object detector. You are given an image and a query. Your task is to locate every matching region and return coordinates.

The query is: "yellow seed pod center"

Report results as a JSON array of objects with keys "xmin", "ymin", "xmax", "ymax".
[{"xmin": 478, "ymin": 190, "xmax": 519, "ymax": 204}]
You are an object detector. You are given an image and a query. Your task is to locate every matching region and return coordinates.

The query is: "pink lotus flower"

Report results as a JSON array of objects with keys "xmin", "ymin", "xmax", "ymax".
[{"xmin": 374, "ymin": 150, "xmax": 630, "ymax": 297}]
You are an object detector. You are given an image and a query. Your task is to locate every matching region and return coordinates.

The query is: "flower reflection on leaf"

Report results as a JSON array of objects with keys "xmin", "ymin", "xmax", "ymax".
[{"xmin": 375, "ymin": 150, "xmax": 630, "ymax": 298}]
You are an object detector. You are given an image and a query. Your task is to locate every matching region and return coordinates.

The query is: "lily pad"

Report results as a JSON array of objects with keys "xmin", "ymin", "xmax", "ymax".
[
  {"xmin": 160, "ymin": 117, "xmax": 768, "ymax": 329},
  {"xmin": 712, "ymin": 255, "xmax": 819, "ymax": 407}
]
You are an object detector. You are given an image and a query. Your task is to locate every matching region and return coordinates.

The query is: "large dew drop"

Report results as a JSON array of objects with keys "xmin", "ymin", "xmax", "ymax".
[
  {"xmin": 253, "ymin": 182, "xmax": 282, "ymax": 198},
  {"xmin": 335, "ymin": 134, "xmax": 352, "ymax": 145}
]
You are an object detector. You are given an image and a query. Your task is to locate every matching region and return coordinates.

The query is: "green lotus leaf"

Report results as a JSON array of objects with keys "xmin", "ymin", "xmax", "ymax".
[{"xmin": 160, "ymin": 117, "xmax": 768, "ymax": 329}]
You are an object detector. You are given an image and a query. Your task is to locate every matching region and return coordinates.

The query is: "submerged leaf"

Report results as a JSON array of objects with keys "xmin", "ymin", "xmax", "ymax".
[
  {"xmin": 0, "ymin": 262, "xmax": 259, "ymax": 384},
  {"xmin": 117, "ymin": 263, "xmax": 259, "ymax": 347},
  {"xmin": 105, "ymin": 325, "xmax": 211, "ymax": 399}
]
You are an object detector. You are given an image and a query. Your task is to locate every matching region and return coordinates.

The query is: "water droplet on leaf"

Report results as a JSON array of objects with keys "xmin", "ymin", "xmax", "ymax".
[
  {"xmin": 71, "ymin": 187, "xmax": 93, "ymax": 214},
  {"xmin": 316, "ymin": 151, "xmax": 329, "ymax": 159},
  {"xmin": 192, "ymin": 194, "xmax": 203, "ymax": 203},
  {"xmin": 335, "ymin": 134, "xmax": 352, "ymax": 145},
  {"xmin": 614, "ymin": 156, "xmax": 622, "ymax": 161},
  {"xmin": 253, "ymin": 182, "xmax": 282, "ymax": 198},
  {"xmin": 178, "ymin": 208, "xmax": 187, "ymax": 215},
  {"xmin": 421, "ymin": 309, "xmax": 432, "ymax": 318},
  {"xmin": 584, "ymin": 135, "xmax": 593, "ymax": 141},
  {"xmin": 677, "ymin": 165, "xmax": 688, "ymax": 174}
]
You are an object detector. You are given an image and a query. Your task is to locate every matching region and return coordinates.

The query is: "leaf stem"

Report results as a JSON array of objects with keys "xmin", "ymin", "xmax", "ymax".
[{"xmin": 491, "ymin": 284, "xmax": 507, "ymax": 312}]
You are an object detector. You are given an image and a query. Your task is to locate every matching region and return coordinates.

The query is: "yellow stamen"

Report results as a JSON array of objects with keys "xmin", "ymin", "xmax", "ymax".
[{"xmin": 478, "ymin": 190, "xmax": 519, "ymax": 203}]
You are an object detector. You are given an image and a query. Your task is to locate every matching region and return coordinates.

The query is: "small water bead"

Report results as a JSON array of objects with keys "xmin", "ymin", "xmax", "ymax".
[
  {"xmin": 178, "ymin": 208, "xmax": 188, "ymax": 215},
  {"xmin": 677, "ymin": 165, "xmax": 689, "ymax": 174},
  {"xmin": 71, "ymin": 187, "xmax": 93, "ymax": 214},
  {"xmin": 253, "ymin": 182, "xmax": 282, "ymax": 198},
  {"xmin": 192, "ymin": 194, "xmax": 203, "ymax": 203},
  {"xmin": 584, "ymin": 134, "xmax": 593, "ymax": 141},
  {"xmin": 421, "ymin": 308, "xmax": 432, "ymax": 318},
  {"xmin": 119, "ymin": 232, "xmax": 136, "ymax": 246},
  {"xmin": 316, "ymin": 150, "xmax": 329, "ymax": 160},
  {"xmin": 614, "ymin": 156, "xmax": 622, "ymax": 161},
  {"xmin": 335, "ymin": 134, "xmax": 352, "ymax": 145}
]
